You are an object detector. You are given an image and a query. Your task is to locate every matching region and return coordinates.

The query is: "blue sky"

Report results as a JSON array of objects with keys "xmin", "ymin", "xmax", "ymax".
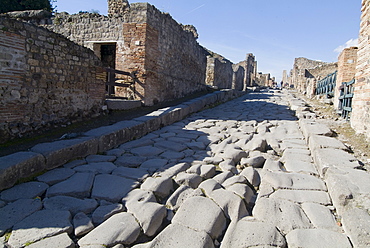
[{"xmin": 54, "ymin": 0, "xmax": 361, "ymax": 81}]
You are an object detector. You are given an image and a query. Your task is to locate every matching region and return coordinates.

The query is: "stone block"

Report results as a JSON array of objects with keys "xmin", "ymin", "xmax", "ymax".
[
  {"xmin": 0, "ymin": 151, "xmax": 46, "ymax": 191},
  {"xmin": 31, "ymin": 137, "xmax": 98, "ymax": 169}
]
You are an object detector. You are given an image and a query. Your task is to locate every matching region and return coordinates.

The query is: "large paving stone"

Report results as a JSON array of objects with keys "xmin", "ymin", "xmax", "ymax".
[
  {"xmin": 208, "ymin": 188, "xmax": 249, "ymax": 221},
  {"xmin": 8, "ymin": 210, "xmax": 73, "ymax": 248},
  {"xmin": 78, "ymin": 212, "xmax": 140, "ymax": 247},
  {"xmin": 74, "ymin": 162, "xmax": 117, "ymax": 174},
  {"xmin": 114, "ymin": 154, "xmax": 147, "ymax": 168},
  {"xmin": 130, "ymin": 146, "xmax": 164, "ymax": 157},
  {"xmin": 299, "ymin": 120, "xmax": 334, "ymax": 139},
  {"xmin": 166, "ymin": 185, "xmax": 200, "ymax": 211},
  {"xmin": 174, "ymin": 172, "xmax": 203, "ymax": 188},
  {"xmin": 154, "ymin": 140, "xmax": 187, "ymax": 152},
  {"xmin": 46, "ymin": 172, "xmax": 95, "ymax": 198},
  {"xmin": 172, "ymin": 196, "xmax": 227, "ymax": 239},
  {"xmin": 240, "ymin": 167, "xmax": 261, "ymax": 187},
  {"xmin": 36, "ymin": 168, "xmax": 75, "ymax": 185},
  {"xmin": 27, "ymin": 233, "xmax": 75, "ymax": 248},
  {"xmin": 342, "ymin": 208, "xmax": 370, "ymax": 248},
  {"xmin": 91, "ymin": 174, "xmax": 138, "ymax": 202},
  {"xmin": 141, "ymin": 176, "xmax": 174, "ymax": 198},
  {"xmin": 92, "ymin": 203, "xmax": 125, "ymax": 225},
  {"xmin": 112, "ymin": 167, "xmax": 150, "ymax": 181},
  {"xmin": 140, "ymin": 159, "xmax": 168, "ymax": 172},
  {"xmin": 220, "ymin": 217, "xmax": 286, "ymax": 248},
  {"xmin": 0, "ymin": 198, "xmax": 42, "ymax": 236},
  {"xmin": 73, "ymin": 212, "xmax": 94, "ymax": 236},
  {"xmin": 253, "ymin": 198, "xmax": 312, "ymax": 234},
  {"xmin": 44, "ymin": 195, "xmax": 98, "ymax": 215},
  {"xmin": 132, "ymin": 223, "xmax": 214, "ymax": 248},
  {"xmin": 308, "ymin": 135, "xmax": 348, "ymax": 151},
  {"xmin": 262, "ymin": 171, "xmax": 327, "ymax": 191},
  {"xmin": 283, "ymin": 160, "xmax": 318, "ymax": 174},
  {"xmin": 301, "ymin": 202, "xmax": 339, "ymax": 231},
  {"xmin": 270, "ymin": 189, "xmax": 331, "ymax": 205},
  {"xmin": 0, "ymin": 181, "xmax": 48, "ymax": 202},
  {"xmin": 286, "ymin": 229, "xmax": 352, "ymax": 248}
]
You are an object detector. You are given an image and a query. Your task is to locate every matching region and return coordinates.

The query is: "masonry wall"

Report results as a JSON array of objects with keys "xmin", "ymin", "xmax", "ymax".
[
  {"xmin": 291, "ymin": 57, "xmax": 337, "ymax": 96},
  {"xmin": 334, "ymin": 47, "xmax": 358, "ymax": 109},
  {"xmin": 206, "ymin": 56, "xmax": 233, "ymax": 89},
  {"xmin": 352, "ymin": 0, "xmax": 370, "ymax": 140},
  {"xmin": 0, "ymin": 17, "xmax": 105, "ymax": 143},
  {"xmin": 232, "ymin": 64, "xmax": 245, "ymax": 91},
  {"xmin": 46, "ymin": 3, "xmax": 208, "ymax": 106},
  {"xmin": 141, "ymin": 3, "xmax": 207, "ymax": 105}
]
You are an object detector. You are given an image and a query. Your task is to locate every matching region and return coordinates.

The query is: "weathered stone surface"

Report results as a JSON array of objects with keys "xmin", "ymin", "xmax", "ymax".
[
  {"xmin": 8, "ymin": 210, "xmax": 73, "ymax": 248},
  {"xmin": 225, "ymin": 183, "xmax": 255, "ymax": 203},
  {"xmin": 74, "ymin": 162, "xmax": 117, "ymax": 174},
  {"xmin": 240, "ymin": 155, "xmax": 266, "ymax": 168},
  {"xmin": 174, "ymin": 172, "xmax": 203, "ymax": 188},
  {"xmin": 36, "ymin": 168, "xmax": 75, "ymax": 185},
  {"xmin": 92, "ymin": 203, "xmax": 125, "ymax": 225},
  {"xmin": 78, "ymin": 212, "xmax": 140, "ymax": 247},
  {"xmin": 342, "ymin": 208, "xmax": 370, "ymax": 248},
  {"xmin": 283, "ymin": 160, "xmax": 318, "ymax": 174},
  {"xmin": 299, "ymin": 120, "xmax": 334, "ymax": 139},
  {"xmin": 131, "ymin": 146, "xmax": 164, "ymax": 157},
  {"xmin": 301, "ymin": 202, "xmax": 340, "ymax": 231},
  {"xmin": 73, "ymin": 212, "xmax": 94, "ymax": 236},
  {"xmin": 155, "ymin": 140, "xmax": 187, "ymax": 152},
  {"xmin": 0, "ymin": 181, "xmax": 48, "ymax": 202},
  {"xmin": 286, "ymin": 229, "xmax": 352, "ymax": 248},
  {"xmin": 270, "ymin": 189, "xmax": 331, "ymax": 205},
  {"xmin": 209, "ymin": 188, "xmax": 249, "ymax": 221},
  {"xmin": 85, "ymin": 154, "xmax": 116, "ymax": 163},
  {"xmin": 114, "ymin": 154, "xmax": 147, "ymax": 168},
  {"xmin": 308, "ymin": 135, "xmax": 348, "ymax": 151},
  {"xmin": 44, "ymin": 196, "xmax": 98, "ymax": 215},
  {"xmin": 141, "ymin": 176, "xmax": 174, "ymax": 198},
  {"xmin": 27, "ymin": 233, "xmax": 75, "ymax": 248},
  {"xmin": 172, "ymin": 196, "xmax": 227, "ymax": 239},
  {"xmin": 166, "ymin": 185, "xmax": 198, "ymax": 211},
  {"xmin": 220, "ymin": 217, "xmax": 286, "ymax": 248},
  {"xmin": 262, "ymin": 171, "xmax": 327, "ymax": 191},
  {"xmin": 213, "ymin": 171, "xmax": 234, "ymax": 184},
  {"xmin": 240, "ymin": 167, "xmax": 260, "ymax": 187},
  {"xmin": 91, "ymin": 174, "xmax": 138, "ymax": 202},
  {"xmin": 132, "ymin": 223, "xmax": 214, "ymax": 248},
  {"xmin": 46, "ymin": 173, "xmax": 95, "ymax": 198},
  {"xmin": 253, "ymin": 198, "xmax": 312, "ymax": 234},
  {"xmin": 140, "ymin": 159, "xmax": 168, "ymax": 172},
  {"xmin": 0, "ymin": 151, "xmax": 46, "ymax": 191},
  {"xmin": 312, "ymin": 148, "xmax": 360, "ymax": 176},
  {"xmin": 0, "ymin": 199, "xmax": 42, "ymax": 236},
  {"xmin": 130, "ymin": 201, "xmax": 167, "ymax": 236},
  {"xmin": 112, "ymin": 166, "xmax": 150, "ymax": 181},
  {"xmin": 222, "ymin": 175, "xmax": 247, "ymax": 188}
]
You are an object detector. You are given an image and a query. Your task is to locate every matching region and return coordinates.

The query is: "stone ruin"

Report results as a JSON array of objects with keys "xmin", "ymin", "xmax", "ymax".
[{"xmin": 0, "ymin": 0, "xmax": 260, "ymax": 143}]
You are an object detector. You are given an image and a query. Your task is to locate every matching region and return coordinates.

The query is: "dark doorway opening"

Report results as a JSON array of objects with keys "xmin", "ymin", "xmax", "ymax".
[{"xmin": 101, "ymin": 43, "xmax": 116, "ymax": 95}]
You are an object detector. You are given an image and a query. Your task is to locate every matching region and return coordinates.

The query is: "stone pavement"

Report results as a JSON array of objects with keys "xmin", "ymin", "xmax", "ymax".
[{"xmin": 1, "ymin": 89, "xmax": 370, "ymax": 248}]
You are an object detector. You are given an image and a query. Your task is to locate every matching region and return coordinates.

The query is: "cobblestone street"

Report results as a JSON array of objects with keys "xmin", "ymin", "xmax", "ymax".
[{"xmin": 1, "ymin": 89, "xmax": 369, "ymax": 248}]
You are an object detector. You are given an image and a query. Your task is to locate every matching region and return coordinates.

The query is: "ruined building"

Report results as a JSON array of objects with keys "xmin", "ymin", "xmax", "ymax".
[{"xmin": 0, "ymin": 0, "xmax": 262, "ymax": 143}]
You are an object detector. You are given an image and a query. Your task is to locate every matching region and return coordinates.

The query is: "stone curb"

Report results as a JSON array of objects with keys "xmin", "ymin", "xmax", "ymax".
[
  {"xmin": 288, "ymin": 92, "xmax": 370, "ymax": 247},
  {"xmin": 0, "ymin": 89, "xmax": 245, "ymax": 191}
]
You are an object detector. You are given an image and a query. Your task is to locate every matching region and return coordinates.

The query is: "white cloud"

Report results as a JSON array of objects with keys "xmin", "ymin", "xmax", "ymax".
[{"xmin": 334, "ymin": 38, "xmax": 358, "ymax": 53}]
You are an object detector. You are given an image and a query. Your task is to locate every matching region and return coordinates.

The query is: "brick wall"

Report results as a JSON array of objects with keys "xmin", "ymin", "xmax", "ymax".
[
  {"xmin": 334, "ymin": 47, "xmax": 358, "ymax": 109},
  {"xmin": 0, "ymin": 17, "xmax": 105, "ymax": 143},
  {"xmin": 352, "ymin": 0, "xmax": 370, "ymax": 139}
]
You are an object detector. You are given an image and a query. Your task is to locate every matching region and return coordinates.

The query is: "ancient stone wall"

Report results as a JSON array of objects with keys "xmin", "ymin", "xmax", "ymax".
[
  {"xmin": 290, "ymin": 57, "xmax": 337, "ymax": 96},
  {"xmin": 232, "ymin": 64, "xmax": 245, "ymax": 91},
  {"xmin": 245, "ymin": 53, "xmax": 257, "ymax": 87},
  {"xmin": 334, "ymin": 47, "xmax": 358, "ymax": 109},
  {"xmin": 352, "ymin": 0, "xmax": 370, "ymax": 140},
  {"xmin": 142, "ymin": 3, "xmax": 208, "ymax": 105},
  {"xmin": 45, "ymin": 3, "xmax": 208, "ymax": 106},
  {"xmin": 205, "ymin": 55, "xmax": 233, "ymax": 89},
  {"xmin": 0, "ymin": 17, "xmax": 105, "ymax": 143}
]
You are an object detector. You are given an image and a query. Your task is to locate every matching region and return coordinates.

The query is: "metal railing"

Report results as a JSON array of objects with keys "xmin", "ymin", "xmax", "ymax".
[
  {"xmin": 338, "ymin": 79, "xmax": 355, "ymax": 120},
  {"xmin": 315, "ymin": 71, "xmax": 337, "ymax": 97}
]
